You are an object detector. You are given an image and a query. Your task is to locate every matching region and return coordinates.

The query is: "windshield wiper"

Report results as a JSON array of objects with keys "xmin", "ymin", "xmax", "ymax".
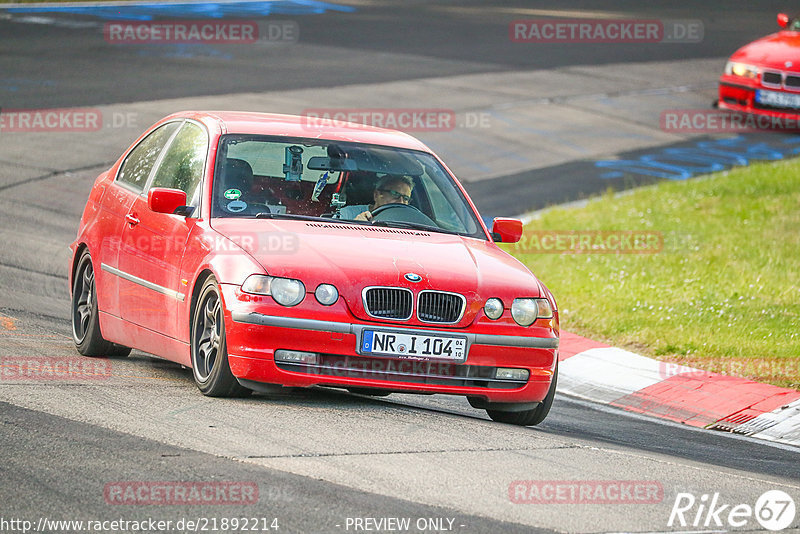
[
  {"xmin": 370, "ymin": 220, "xmax": 463, "ymax": 236},
  {"xmin": 254, "ymin": 212, "xmax": 347, "ymax": 224}
]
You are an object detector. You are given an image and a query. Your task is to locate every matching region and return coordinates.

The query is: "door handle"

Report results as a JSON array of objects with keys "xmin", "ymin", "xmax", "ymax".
[{"xmin": 125, "ymin": 214, "xmax": 140, "ymax": 226}]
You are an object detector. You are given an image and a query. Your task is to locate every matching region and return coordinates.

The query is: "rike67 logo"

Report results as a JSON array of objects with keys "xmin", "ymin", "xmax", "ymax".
[{"xmin": 668, "ymin": 490, "xmax": 796, "ymax": 531}]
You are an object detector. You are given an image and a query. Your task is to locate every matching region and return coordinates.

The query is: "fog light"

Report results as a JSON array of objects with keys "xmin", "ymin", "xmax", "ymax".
[
  {"xmin": 495, "ymin": 368, "xmax": 530, "ymax": 381},
  {"xmin": 275, "ymin": 350, "xmax": 318, "ymax": 364}
]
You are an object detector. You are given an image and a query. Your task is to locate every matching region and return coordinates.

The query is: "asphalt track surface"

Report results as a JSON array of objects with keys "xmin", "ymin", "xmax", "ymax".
[
  {"xmin": 1, "ymin": 2, "xmax": 799, "ymax": 533},
  {"xmin": 0, "ymin": 0, "xmax": 786, "ymax": 109}
]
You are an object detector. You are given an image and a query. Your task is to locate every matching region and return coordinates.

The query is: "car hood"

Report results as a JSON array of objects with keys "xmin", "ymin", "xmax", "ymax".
[
  {"xmin": 730, "ymin": 31, "xmax": 800, "ymax": 70},
  {"xmin": 211, "ymin": 219, "xmax": 541, "ymax": 324}
]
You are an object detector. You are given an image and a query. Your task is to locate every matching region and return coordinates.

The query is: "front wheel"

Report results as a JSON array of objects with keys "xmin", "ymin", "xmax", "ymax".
[
  {"xmin": 486, "ymin": 363, "xmax": 558, "ymax": 426},
  {"xmin": 190, "ymin": 276, "xmax": 251, "ymax": 397},
  {"xmin": 71, "ymin": 251, "xmax": 131, "ymax": 357}
]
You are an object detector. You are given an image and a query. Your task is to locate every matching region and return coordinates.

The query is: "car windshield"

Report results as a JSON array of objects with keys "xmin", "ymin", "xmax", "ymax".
[{"xmin": 212, "ymin": 135, "xmax": 485, "ymax": 239}]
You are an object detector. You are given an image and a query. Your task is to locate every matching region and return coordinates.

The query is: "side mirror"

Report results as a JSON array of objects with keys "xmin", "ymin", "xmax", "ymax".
[
  {"xmin": 778, "ymin": 13, "xmax": 790, "ymax": 28},
  {"xmin": 148, "ymin": 187, "xmax": 191, "ymax": 216},
  {"xmin": 491, "ymin": 217, "xmax": 523, "ymax": 243}
]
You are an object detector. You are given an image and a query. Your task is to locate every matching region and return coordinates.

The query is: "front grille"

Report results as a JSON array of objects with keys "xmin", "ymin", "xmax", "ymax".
[
  {"xmin": 276, "ymin": 354, "xmax": 526, "ymax": 389},
  {"xmin": 363, "ymin": 287, "xmax": 413, "ymax": 320},
  {"xmin": 786, "ymin": 75, "xmax": 800, "ymax": 89},
  {"xmin": 763, "ymin": 71, "xmax": 782, "ymax": 86},
  {"xmin": 417, "ymin": 291, "xmax": 465, "ymax": 323},
  {"xmin": 760, "ymin": 70, "xmax": 800, "ymax": 90}
]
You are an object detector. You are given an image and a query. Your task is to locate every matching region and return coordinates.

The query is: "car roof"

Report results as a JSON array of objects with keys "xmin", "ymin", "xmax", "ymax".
[{"xmin": 166, "ymin": 111, "xmax": 432, "ymax": 152}]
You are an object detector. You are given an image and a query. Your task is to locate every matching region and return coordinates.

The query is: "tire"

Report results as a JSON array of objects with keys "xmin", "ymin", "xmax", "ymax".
[
  {"xmin": 71, "ymin": 251, "xmax": 131, "ymax": 357},
  {"xmin": 486, "ymin": 363, "xmax": 558, "ymax": 426},
  {"xmin": 190, "ymin": 276, "xmax": 251, "ymax": 397}
]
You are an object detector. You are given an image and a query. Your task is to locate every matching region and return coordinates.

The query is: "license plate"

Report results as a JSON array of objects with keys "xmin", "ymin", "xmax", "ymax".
[
  {"xmin": 360, "ymin": 330, "xmax": 467, "ymax": 362},
  {"xmin": 756, "ymin": 89, "xmax": 800, "ymax": 109}
]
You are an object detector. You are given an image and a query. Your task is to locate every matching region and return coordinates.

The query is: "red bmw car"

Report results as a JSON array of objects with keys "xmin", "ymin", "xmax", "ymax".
[
  {"xmin": 69, "ymin": 111, "xmax": 559, "ymax": 425},
  {"xmin": 718, "ymin": 13, "xmax": 800, "ymax": 119}
]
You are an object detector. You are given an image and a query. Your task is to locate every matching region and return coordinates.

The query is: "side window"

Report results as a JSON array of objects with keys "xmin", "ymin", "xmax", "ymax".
[
  {"xmin": 149, "ymin": 122, "xmax": 208, "ymax": 206},
  {"xmin": 117, "ymin": 122, "xmax": 180, "ymax": 191}
]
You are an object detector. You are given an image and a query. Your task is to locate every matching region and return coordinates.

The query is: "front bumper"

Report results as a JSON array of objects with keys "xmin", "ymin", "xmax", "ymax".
[
  {"xmin": 718, "ymin": 80, "xmax": 800, "ymax": 121},
  {"xmin": 222, "ymin": 286, "xmax": 559, "ymax": 404}
]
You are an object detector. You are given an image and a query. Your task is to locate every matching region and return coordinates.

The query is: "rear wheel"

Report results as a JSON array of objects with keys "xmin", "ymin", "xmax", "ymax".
[
  {"xmin": 191, "ymin": 276, "xmax": 251, "ymax": 397},
  {"xmin": 71, "ymin": 251, "xmax": 131, "ymax": 357},
  {"xmin": 486, "ymin": 363, "xmax": 558, "ymax": 426}
]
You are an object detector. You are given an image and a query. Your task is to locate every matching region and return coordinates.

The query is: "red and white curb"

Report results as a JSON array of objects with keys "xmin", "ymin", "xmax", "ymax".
[{"xmin": 557, "ymin": 331, "xmax": 800, "ymax": 447}]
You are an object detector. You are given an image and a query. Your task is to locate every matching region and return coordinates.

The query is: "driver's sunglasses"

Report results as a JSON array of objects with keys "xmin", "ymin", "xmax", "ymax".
[{"xmin": 378, "ymin": 188, "xmax": 411, "ymax": 203}]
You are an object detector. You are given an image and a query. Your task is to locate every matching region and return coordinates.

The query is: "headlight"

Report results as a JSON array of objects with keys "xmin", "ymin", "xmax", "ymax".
[
  {"xmin": 484, "ymin": 298, "xmax": 504, "ymax": 320},
  {"xmin": 271, "ymin": 278, "xmax": 305, "ymax": 306},
  {"xmin": 511, "ymin": 298, "xmax": 539, "ymax": 326},
  {"xmin": 724, "ymin": 61, "xmax": 759, "ymax": 79},
  {"xmin": 241, "ymin": 275, "xmax": 305, "ymax": 307},
  {"xmin": 314, "ymin": 284, "xmax": 339, "ymax": 306},
  {"xmin": 510, "ymin": 298, "xmax": 554, "ymax": 326}
]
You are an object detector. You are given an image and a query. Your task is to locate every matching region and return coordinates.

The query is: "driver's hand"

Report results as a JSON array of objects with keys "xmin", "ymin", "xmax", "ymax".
[{"xmin": 354, "ymin": 211, "xmax": 373, "ymax": 221}]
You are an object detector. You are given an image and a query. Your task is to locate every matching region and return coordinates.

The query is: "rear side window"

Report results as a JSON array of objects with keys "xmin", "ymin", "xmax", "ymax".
[
  {"xmin": 117, "ymin": 122, "xmax": 180, "ymax": 191},
  {"xmin": 150, "ymin": 122, "xmax": 208, "ymax": 206}
]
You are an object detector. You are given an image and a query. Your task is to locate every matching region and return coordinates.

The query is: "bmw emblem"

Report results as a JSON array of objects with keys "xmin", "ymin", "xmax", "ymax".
[
  {"xmin": 787, "ymin": 61, "xmax": 794, "ymax": 68},
  {"xmin": 404, "ymin": 273, "xmax": 422, "ymax": 283}
]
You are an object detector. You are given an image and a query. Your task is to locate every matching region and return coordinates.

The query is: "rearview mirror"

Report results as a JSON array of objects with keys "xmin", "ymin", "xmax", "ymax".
[
  {"xmin": 778, "ymin": 13, "xmax": 790, "ymax": 28},
  {"xmin": 491, "ymin": 217, "xmax": 523, "ymax": 243},
  {"xmin": 148, "ymin": 187, "xmax": 191, "ymax": 216},
  {"xmin": 307, "ymin": 156, "xmax": 358, "ymax": 172}
]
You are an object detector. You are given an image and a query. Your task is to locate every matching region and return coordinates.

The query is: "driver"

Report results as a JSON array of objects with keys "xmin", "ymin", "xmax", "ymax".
[{"xmin": 338, "ymin": 174, "xmax": 414, "ymax": 221}]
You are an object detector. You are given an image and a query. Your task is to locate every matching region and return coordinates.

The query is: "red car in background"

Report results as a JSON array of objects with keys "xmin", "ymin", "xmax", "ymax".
[
  {"xmin": 718, "ymin": 13, "xmax": 800, "ymax": 119},
  {"xmin": 69, "ymin": 111, "xmax": 560, "ymax": 426}
]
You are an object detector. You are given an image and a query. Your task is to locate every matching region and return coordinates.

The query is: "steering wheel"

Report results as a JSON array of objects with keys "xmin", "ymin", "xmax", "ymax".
[{"xmin": 370, "ymin": 203, "xmax": 437, "ymax": 226}]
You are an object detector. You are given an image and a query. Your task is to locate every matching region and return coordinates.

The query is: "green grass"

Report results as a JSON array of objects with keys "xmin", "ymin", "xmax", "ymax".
[{"xmin": 505, "ymin": 158, "xmax": 800, "ymax": 389}]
